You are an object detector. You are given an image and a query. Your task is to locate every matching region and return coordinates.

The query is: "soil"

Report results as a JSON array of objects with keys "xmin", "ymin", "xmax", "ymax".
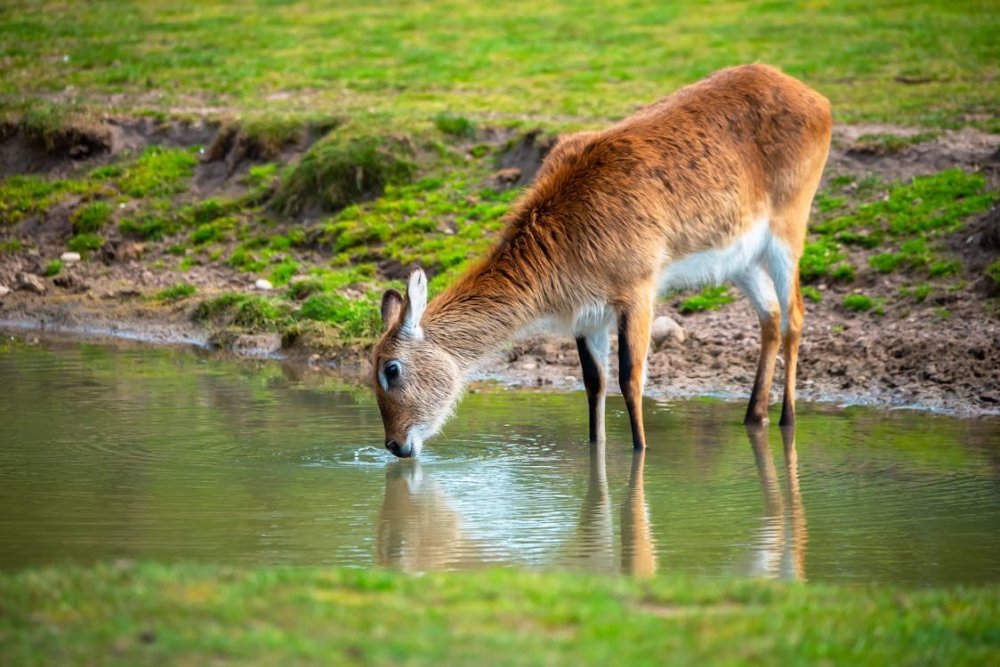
[{"xmin": 1, "ymin": 119, "xmax": 998, "ymax": 418}]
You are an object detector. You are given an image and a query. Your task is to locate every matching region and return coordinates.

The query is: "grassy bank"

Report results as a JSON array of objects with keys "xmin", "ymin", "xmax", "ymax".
[
  {"xmin": 2, "ymin": 1, "xmax": 998, "ymax": 130},
  {"xmin": 0, "ymin": 563, "xmax": 997, "ymax": 665}
]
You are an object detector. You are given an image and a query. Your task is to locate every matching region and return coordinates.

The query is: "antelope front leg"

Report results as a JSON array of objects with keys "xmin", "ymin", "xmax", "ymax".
[
  {"xmin": 576, "ymin": 332, "xmax": 609, "ymax": 444},
  {"xmin": 616, "ymin": 293, "xmax": 653, "ymax": 450}
]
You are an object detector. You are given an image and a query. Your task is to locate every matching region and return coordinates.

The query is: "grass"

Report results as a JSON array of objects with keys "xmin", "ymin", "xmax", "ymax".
[
  {"xmin": 1, "ymin": 1, "xmax": 998, "ymax": 131},
  {"xmin": 679, "ymin": 286, "xmax": 735, "ymax": 314},
  {"xmin": 850, "ymin": 131, "xmax": 940, "ymax": 154},
  {"xmin": 42, "ymin": 259, "xmax": 61, "ymax": 277},
  {"xmin": 156, "ymin": 283, "xmax": 196, "ymax": 302},
  {"xmin": 0, "ymin": 563, "xmax": 997, "ymax": 666}
]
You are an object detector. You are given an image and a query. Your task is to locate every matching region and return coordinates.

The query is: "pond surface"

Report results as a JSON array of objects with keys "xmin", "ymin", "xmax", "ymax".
[{"xmin": 1, "ymin": 338, "xmax": 999, "ymax": 586}]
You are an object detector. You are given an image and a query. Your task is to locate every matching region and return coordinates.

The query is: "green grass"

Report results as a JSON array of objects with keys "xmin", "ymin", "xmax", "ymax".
[
  {"xmin": 70, "ymin": 200, "xmax": 112, "ymax": 234},
  {"xmin": 987, "ymin": 260, "xmax": 1000, "ymax": 289},
  {"xmin": 66, "ymin": 233, "xmax": 103, "ymax": 254},
  {"xmin": 0, "ymin": 563, "xmax": 997, "ymax": 666},
  {"xmin": 1, "ymin": 1, "xmax": 998, "ymax": 131},
  {"xmin": 679, "ymin": 286, "xmax": 735, "ymax": 314},
  {"xmin": 156, "ymin": 283, "xmax": 196, "ymax": 302},
  {"xmin": 843, "ymin": 294, "xmax": 874, "ymax": 312},
  {"xmin": 43, "ymin": 259, "xmax": 61, "ymax": 277},
  {"xmin": 851, "ymin": 131, "xmax": 939, "ymax": 154}
]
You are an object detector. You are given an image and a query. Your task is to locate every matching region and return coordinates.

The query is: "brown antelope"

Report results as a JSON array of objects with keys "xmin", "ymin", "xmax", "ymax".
[{"xmin": 372, "ymin": 64, "xmax": 832, "ymax": 457}]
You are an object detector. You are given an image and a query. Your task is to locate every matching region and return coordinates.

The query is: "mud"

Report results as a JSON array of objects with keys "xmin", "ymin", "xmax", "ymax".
[{"xmin": 1, "ymin": 120, "xmax": 999, "ymax": 417}]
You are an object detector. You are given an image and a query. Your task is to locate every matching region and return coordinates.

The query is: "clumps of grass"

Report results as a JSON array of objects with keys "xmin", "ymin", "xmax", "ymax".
[
  {"xmin": 190, "ymin": 217, "xmax": 236, "ymax": 246},
  {"xmin": 433, "ymin": 112, "xmax": 476, "ymax": 138},
  {"xmin": 270, "ymin": 259, "xmax": 300, "ymax": 286},
  {"xmin": 679, "ymin": 286, "xmax": 734, "ymax": 313},
  {"xmin": 157, "ymin": 282, "xmax": 197, "ymax": 301},
  {"xmin": 67, "ymin": 233, "xmax": 103, "ymax": 253},
  {"xmin": 192, "ymin": 293, "xmax": 291, "ymax": 331},
  {"xmin": 0, "ymin": 238, "xmax": 23, "ymax": 253},
  {"xmin": 842, "ymin": 293, "xmax": 885, "ymax": 315},
  {"xmin": 986, "ymin": 259, "xmax": 1000, "ymax": 289},
  {"xmin": 899, "ymin": 283, "xmax": 932, "ymax": 303},
  {"xmin": 120, "ymin": 214, "xmax": 170, "ymax": 241},
  {"xmin": 272, "ymin": 130, "xmax": 416, "ymax": 215},
  {"xmin": 118, "ymin": 146, "xmax": 198, "ymax": 198},
  {"xmin": 298, "ymin": 293, "xmax": 382, "ymax": 338},
  {"xmin": 71, "ymin": 200, "xmax": 113, "ymax": 234},
  {"xmin": 43, "ymin": 259, "xmax": 62, "ymax": 276},
  {"xmin": 801, "ymin": 285, "xmax": 822, "ymax": 303},
  {"xmin": 799, "ymin": 238, "xmax": 845, "ymax": 282},
  {"xmin": 809, "ymin": 169, "xmax": 997, "ymax": 283}
]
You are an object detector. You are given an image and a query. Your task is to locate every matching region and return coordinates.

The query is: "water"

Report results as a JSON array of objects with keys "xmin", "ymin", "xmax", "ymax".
[{"xmin": 1, "ymin": 337, "xmax": 998, "ymax": 586}]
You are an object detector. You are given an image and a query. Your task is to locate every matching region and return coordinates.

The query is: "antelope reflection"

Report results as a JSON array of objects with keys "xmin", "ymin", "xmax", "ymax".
[
  {"xmin": 744, "ymin": 424, "xmax": 807, "ymax": 580},
  {"xmin": 375, "ymin": 443, "xmax": 657, "ymax": 575},
  {"xmin": 563, "ymin": 442, "xmax": 657, "ymax": 576},
  {"xmin": 376, "ymin": 461, "xmax": 487, "ymax": 571},
  {"xmin": 375, "ymin": 426, "xmax": 805, "ymax": 578}
]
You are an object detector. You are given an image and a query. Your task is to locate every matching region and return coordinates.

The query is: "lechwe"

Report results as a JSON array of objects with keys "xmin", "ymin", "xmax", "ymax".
[{"xmin": 372, "ymin": 64, "xmax": 832, "ymax": 458}]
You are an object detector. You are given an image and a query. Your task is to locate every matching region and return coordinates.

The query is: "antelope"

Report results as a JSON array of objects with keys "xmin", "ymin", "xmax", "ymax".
[{"xmin": 372, "ymin": 64, "xmax": 832, "ymax": 458}]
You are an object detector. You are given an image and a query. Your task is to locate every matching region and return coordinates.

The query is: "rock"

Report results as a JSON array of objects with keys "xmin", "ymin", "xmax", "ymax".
[
  {"xmin": 53, "ymin": 273, "xmax": 88, "ymax": 293},
  {"xmin": 16, "ymin": 273, "xmax": 46, "ymax": 294},
  {"xmin": 651, "ymin": 315, "xmax": 685, "ymax": 348},
  {"xmin": 0, "ymin": 284, "xmax": 9, "ymax": 297},
  {"xmin": 60, "ymin": 251, "xmax": 82, "ymax": 263},
  {"xmin": 254, "ymin": 279, "xmax": 273, "ymax": 291}
]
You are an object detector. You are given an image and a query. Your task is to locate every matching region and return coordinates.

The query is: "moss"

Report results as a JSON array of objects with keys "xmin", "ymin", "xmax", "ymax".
[
  {"xmin": 269, "ymin": 259, "xmax": 300, "ymax": 286},
  {"xmin": 43, "ymin": 259, "xmax": 62, "ymax": 276},
  {"xmin": 272, "ymin": 130, "xmax": 416, "ymax": 215}
]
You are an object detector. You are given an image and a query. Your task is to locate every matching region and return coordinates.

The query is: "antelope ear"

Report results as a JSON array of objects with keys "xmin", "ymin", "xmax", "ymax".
[
  {"xmin": 402, "ymin": 268, "xmax": 427, "ymax": 338},
  {"xmin": 380, "ymin": 289, "xmax": 404, "ymax": 329}
]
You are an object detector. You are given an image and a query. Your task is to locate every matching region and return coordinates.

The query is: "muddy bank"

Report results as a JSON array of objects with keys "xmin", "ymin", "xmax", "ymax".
[{"xmin": 1, "ymin": 119, "xmax": 999, "ymax": 418}]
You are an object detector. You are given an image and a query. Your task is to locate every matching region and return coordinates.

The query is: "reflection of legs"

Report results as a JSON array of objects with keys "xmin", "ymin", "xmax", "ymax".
[
  {"xmin": 780, "ymin": 424, "xmax": 807, "ymax": 580},
  {"xmin": 616, "ymin": 289, "xmax": 654, "ymax": 450},
  {"xmin": 736, "ymin": 267, "xmax": 780, "ymax": 425},
  {"xmin": 621, "ymin": 449, "xmax": 656, "ymax": 577},
  {"xmin": 745, "ymin": 424, "xmax": 784, "ymax": 578},
  {"xmin": 576, "ymin": 329, "xmax": 609, "ymax": 444}
]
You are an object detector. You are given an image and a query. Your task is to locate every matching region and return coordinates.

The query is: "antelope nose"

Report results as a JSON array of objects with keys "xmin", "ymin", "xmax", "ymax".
[{"xmin": 385, "ymin": 439, "xmax": 412, "ymax": 458}]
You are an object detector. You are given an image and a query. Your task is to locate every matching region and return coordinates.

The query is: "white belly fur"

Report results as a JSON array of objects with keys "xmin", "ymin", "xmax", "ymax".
[
  {"xmin": 658, "ymin": 218, "xmax": 772, "ymax": 291},
  {"xmin": 537, "ymin": 218, "xmax": 793, "ymax": 338}
]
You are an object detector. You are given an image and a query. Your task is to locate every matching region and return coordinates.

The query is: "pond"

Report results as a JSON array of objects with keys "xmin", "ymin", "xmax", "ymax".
[{"xmin": 1, "ymin": 337, "xmax": 998, "ymax": 586}]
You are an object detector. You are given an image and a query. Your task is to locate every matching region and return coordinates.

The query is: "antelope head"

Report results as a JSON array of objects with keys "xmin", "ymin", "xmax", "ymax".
[{"xmin": 371, "ymin": 269, "xmax": 463, "ymax": 458}]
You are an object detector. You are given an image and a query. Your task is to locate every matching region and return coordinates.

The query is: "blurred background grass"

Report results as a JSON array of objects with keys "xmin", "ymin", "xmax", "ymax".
[{"xmin": 1, "ymin": 0, "xmax": 997, "ymax": 129}]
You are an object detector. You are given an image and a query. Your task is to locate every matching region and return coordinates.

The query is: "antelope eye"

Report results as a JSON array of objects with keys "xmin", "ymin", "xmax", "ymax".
[{"xmin": 383, "ymin": 360, "xmax": 402, "ymax": 382}]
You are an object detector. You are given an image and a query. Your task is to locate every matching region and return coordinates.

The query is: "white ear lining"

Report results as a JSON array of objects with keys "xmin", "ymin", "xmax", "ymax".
[{"xmin": 401, "ymin": 268, "xmax": 427, "ymax": 339}]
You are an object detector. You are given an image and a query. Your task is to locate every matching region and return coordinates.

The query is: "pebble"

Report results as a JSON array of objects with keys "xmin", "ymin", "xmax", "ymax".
[
  {"xmin": 17, "ymin": 273, "xmax": 46, "ymax": 294},
  {"xmin": 254, "ymin": 279, "xmax": 273, "ymax": 291},
  {"xmin": 60, "ymin": 251, "xmax": 81, "ymax": 263},
  {"xmin": 650, "ymin": 315, "xmax": 686, "ymax": 348}
]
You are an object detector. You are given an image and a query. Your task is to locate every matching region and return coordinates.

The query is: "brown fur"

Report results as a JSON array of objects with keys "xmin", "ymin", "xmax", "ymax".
[{"xmin": 372, "ymin": 64, "xmax": 832, "ymax": 455}]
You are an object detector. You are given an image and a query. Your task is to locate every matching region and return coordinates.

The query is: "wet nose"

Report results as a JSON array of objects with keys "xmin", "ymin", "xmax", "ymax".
[{"xmin": 385, "ymin": 440, "xmax": 412, "ymax": 458}]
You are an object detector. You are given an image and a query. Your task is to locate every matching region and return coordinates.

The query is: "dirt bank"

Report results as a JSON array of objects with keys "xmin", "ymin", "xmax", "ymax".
[{"xmin": 1, "ymin": 119, "xmax": 998, "ymax": 417}]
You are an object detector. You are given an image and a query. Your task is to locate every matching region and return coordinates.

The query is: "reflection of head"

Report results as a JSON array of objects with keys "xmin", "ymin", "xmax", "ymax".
[{"xmin": 376, "ymin": 461, "xmax": 481, "ymax": 572}]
